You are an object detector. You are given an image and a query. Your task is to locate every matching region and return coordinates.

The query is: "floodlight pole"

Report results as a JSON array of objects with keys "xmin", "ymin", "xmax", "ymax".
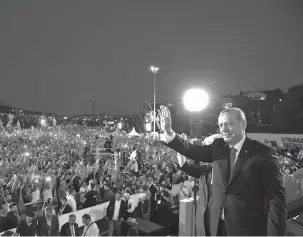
[
  {"xmin": 189, "ymin": 112, "xmax": 192, "ymax": 138},
  {"xmin": 153, "ymin": 72, "xmax": 156, "ymax": 140}
]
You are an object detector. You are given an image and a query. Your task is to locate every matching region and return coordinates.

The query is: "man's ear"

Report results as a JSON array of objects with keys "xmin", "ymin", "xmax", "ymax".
[{"xmin": 242, "ymin": 120, "xmax": 247, "ymax": 130}]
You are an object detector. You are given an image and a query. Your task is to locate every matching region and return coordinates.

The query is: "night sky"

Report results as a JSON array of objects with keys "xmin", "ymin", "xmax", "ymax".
[{"xmin": 0, "ymin": 1, "xmax": 302, "ymax": 116}]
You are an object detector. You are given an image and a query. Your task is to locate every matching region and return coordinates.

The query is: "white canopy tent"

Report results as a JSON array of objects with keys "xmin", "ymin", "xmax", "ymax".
[{"xmin": 127, "ymin": 127, "xmax": 141, "ymax": 137}]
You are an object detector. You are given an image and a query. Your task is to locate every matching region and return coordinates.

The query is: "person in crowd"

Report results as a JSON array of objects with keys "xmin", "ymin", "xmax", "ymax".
[
  {"xmin": 76, "ymin": 188, "xmax": 87, "ymax": 210},
  {"xmin": 66, "ymin": 190, "xmax": 77, "ymax": 212},
  {"xmin": 147, "ymin": 177, "xmax": 158, "ymax": 222},
  {"xmin": 106, "ymin": 191, "xmax": 127, "ymax": 236},
  {"xmin": 124, "ymin": 193, "xmax": 135, "ymax": 218},
  {"xmin": 59, "ymin": 196, "xmax": 73, "ymax": 215},
  {"xmin": 178, "ymin": 182, "xmax": 190, "ymax": 200},
  {"xmin": 184, "ymin": 176, "xmax": 195, "ymax": 197},
  {"xmin": 30, "ymin": 180, "xmax": 41, "ymax": 202},
  {"xmin": 158, "ymin": 105, "xmax": 287, "ymax": 236},
  {"xmin": 155, "ymin": 184, "xmax": 172, "ymax": 232},
  {"xmin": 42, "ymin": 180, "xmax": 53, "ymax": 201},
  {"xmin": 37, "ymin": 206, "xmax": 60, "ymax": 236},
  {"xmin": 136, "ymin": 193, "xmax": 150, "ymax": 220},
  {"xmin": 15, "ymin": 210, "xmax": 37, "ymax": 236},
  {"xmin": 101, "ymin": 183, "xmax": 114, "ymax": 203},
  {"xmin": 104, "ymin": 135, "xmax": 114, "ymax": 153},
  {"xmin": 60, "ymin": 214, "xmax": 80, "ymax": 236},
  {"xmin": 81, "ymin": 214, "xmax": 99, "ymax": 236},
  {"xmin": 84, "ymin": 180, "xmax": 99, "ymax": 207},
  {"xmin": 3, "ymin": 193, "xmax": 13, "ymax": 216},
  {"xmin": 5, "ymin": 203, "xmax": 18, "ymax": 231}
]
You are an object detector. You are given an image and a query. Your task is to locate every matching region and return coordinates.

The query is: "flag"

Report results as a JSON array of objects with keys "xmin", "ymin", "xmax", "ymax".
[
  {"xmin": 17, "ymin": 120, "xmax": 21, "ymax": 131},
  {"xmin": 53, "ymin": 117, "xmax": 57, "ymax": 127},
  {"xmin": 18, "ymin": 189, "xmax": 26, "ymax": 220},
  {"xmin": 0, "ymin": 118, "xmax": 4, "ymax": 133}
]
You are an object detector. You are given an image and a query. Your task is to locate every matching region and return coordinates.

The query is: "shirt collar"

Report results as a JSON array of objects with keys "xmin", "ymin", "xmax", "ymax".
[{"xmin": 230, "ymin": 135, "xmax": 246, "ymax": 152}]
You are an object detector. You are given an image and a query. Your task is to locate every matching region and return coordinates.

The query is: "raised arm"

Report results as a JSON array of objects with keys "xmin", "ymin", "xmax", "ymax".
[
  {"xmin": 158, "ymin": 105, "xmax": 212, "ymax": 163},
  {"xmin": 167, "ymin": 134, "xmax": 212, "ymax": 163}
]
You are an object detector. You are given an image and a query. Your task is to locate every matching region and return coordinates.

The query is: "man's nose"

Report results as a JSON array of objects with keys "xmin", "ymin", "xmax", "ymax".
[{"xmin": 221, "ymin": 124, "xmax": 229, "ymax": 132}]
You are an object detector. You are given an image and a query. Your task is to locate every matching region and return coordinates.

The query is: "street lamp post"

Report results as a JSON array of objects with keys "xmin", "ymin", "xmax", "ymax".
[{"xmin": 150, "ymin": 65, "xmax": 159, "ymax": 140}]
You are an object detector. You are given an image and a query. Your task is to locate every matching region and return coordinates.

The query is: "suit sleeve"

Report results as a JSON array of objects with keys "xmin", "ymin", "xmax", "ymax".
[
  {"xmin": 60, "ymin": 224, "xmax": 66, "ymax": 236},
  {"xmin": 261, "ymin": 150, "xmax": 287, "ymax": 236},
  {"xmin": 166, "ymin": 134, "xmax": 212, "ymax": 163},
  {"xmin": 106, "ymin": 201, "xmax": 112, "ymax": 218},
  {"xmin": 180, "ymin": 162, "xmax": 211, "ymax": 179}
]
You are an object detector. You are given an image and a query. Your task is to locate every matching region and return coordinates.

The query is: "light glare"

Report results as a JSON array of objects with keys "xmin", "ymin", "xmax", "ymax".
[{"xmin": 183, "ymin": 88, "xmax": 209, "ymax": 112}]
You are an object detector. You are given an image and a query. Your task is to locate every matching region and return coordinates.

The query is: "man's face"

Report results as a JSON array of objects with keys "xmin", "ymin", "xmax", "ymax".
[
  {"xmin": 45, "ymin": 210, "xmax": 52, "ymax": 219},
  {"xmin": 218, "ymin": 112, "xmax": 246, "ymax": 145},
  {"xmin": 25, "ymin": 216, "xmax": 33, "ymax": 225},
  {"xmin": 62, "ymin": 199, "xmax": 67, "ymax": 206},
  {"xmin": 82, "ymin": 218, "xmax": 89, "ymax": 226},
  {"xmin": 6, "ymin": 194, "xmax": 12, "ymax": 203},
  {"xmin": 11, "ymin": 205, "xmax": 17, "ymax": 213},
  {"xmin": 69, "ymin": 216, "xmax": 76, "ymax": 226},
  {"xmin": 116, "ymin": 193, "xmax": 121, "ymax": 201}
]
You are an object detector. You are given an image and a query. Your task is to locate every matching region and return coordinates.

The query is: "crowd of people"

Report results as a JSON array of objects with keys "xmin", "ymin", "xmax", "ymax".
[{"xmin": 0, "ymin": 113, "xmax": 302, "ymax": 236}]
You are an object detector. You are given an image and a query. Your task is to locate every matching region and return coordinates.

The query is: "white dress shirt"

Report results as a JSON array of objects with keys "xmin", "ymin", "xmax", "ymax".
[
  {"xmin": 127, "ymin": 199, "xmax": 135, "ymax": 213},
  {"xmin": 31, "ymin": 188, "xmax": 41, "ymax": 202},
  {"xmin": 82, "ymin": 222, "xmax": 99, "ymax": 236},
  {"xmin": 230, "ymin": 135, "xmax": 246, "ymax": 164},
  {"xmin": 66, "ymin": 194, "xmax": 77, "ymax": 212},
  {"xmin": 113, "ymin": 200, "xmax": 121, "ymax": 220},
  {"xmin": 70, "ymin": 224, "xmax": 76, "ymax": 236}
]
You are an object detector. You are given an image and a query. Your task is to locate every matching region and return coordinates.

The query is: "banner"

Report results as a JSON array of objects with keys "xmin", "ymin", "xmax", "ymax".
[{"xmin": 247, "ymin": 133, "xmax": 303, "ymax": 148}]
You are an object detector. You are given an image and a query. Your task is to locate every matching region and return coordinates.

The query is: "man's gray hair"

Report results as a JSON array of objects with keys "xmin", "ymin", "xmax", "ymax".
[{"xmin": 219, "ymin": 107, "xmax": 247, "ymax": 122}]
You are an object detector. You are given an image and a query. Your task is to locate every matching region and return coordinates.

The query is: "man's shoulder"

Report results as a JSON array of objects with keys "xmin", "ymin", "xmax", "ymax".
[
  {"xmin": 62, "ymin": 222, "xmax": 69, "ymax": 228},
  {"xmin": 247, "ymin": 137, "xmax": 275, "ymax": 155}
]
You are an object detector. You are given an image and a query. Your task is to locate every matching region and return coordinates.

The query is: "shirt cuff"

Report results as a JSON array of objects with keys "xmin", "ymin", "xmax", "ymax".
[
  {"xmin": 161, "ymin": 132, "xmax": 176, "ymax": 144},
  {"xmin": 177, "ymin": 153, "xmax": 186, "ymax": 167}
]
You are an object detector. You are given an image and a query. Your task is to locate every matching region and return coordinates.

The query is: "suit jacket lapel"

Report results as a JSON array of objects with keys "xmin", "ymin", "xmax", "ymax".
[{"xmin": 227, "ymin": 138, "xmax": 251, "ymax": 187}]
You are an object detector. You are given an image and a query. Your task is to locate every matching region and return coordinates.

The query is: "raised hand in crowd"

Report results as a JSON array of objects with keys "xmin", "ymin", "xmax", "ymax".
[{"xmin": 157, "ymin": 106, "xmax": 174, "ymax": 136}]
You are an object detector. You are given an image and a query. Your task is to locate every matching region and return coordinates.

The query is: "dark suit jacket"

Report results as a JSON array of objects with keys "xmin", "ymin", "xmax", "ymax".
[
  {"xmin": 5, "ymin": 211, "xmax": 19, "ymax": 231},
  {"xmin": 167, "ymin": 135, "xmax": 286, "ymax": 236},
  {"xmin": 37, "ymin": 215, "xmax": 60, "ymax": 236},
  {"xmin": 60, "ymin": 222, "xmax": 80, "ymax": 236},
  {"xmin": 61, "ymin": 204, "xmax": 73, "ymax": 215},
  {"xmin": 106, "ymin": 199, "xmax": 127, "ymax": 221}
]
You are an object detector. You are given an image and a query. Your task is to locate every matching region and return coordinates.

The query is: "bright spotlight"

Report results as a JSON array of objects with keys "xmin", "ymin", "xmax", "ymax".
[
  {"xmin": 118, "ymin": 122, "xmax": 123, "ymax": 130},
  {"xmin": 145, "ymin": 123, "xmax": 152, "ymax": 132},
  {"xmin": 149, "ymin": 66, "xmax": 159, "ymax": 73},
  {"xmin": 40, "ymin": 118, "xmax": 46, "ymax": 126},
  {"xmin": 183, "ymin": 88, "xmax": 209, "ymax": 112},
  {"xmin": 24, "ymin": 152, "xmax": 30, "ymax": 157}
]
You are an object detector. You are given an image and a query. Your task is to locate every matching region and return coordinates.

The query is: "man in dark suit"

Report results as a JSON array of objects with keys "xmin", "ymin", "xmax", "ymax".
[
  {"xmin": 59, "ymin": 197, "xmax": 73, "ymax": 215},
  {"xmin": 158, "ymin": 105, "xmax": 286, "ymax": 236},
  {"xmin": 4, "ymin": 203, "xmax": 18, "ymax": 231},
  {"xmin": 15, "ymin": 210, "xmax": 37, "ymax": 236},
  {"xmin": 60, "ymin": 214, "xmax": 79, "ymax": 236},
  {"xmin": 106, "ymin": 191, "xmax": 127, "ymax": 236},
  {"xmin": 37, "ymin": 206, "xmax": 60, "ymax": 236}
]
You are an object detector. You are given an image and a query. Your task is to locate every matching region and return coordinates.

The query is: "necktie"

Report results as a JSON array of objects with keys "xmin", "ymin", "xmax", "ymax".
[
  {"xmin": 71, "ymin": 225, "xmax": 75, "ymax": 236},
  {"xmin": 230, "ymin": 147, "xmax": 237, "ymax": 178}
]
